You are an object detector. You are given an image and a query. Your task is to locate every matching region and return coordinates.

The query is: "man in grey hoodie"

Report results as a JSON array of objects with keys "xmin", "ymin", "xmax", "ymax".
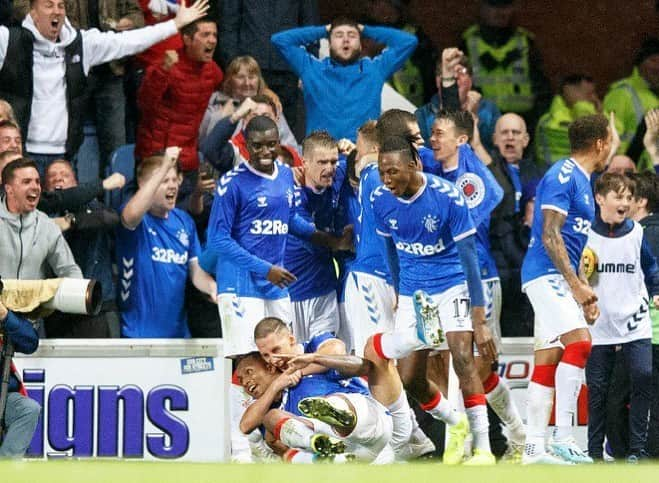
[
  {"xmin": 0, "ymin": 158, "xmax": 81, "ymax": 280},
  {"xmin": 0, "ymin": 0, "xmax": 209, "ymax": 172}
]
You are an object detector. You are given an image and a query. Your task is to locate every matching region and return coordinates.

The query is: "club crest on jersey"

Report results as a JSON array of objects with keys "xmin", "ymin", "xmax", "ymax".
[
  {"xmin": 388, "ymin": 218, "xmax": 399, "ymax": 230},
  {"xmin": 287, "ymin": 189, "xmax": 294, "ymax": 207},
  {"xmin": 176, "ymin": 229, "xmax": 189, "ymax": 247},
  {"xmin": 423, "ymin": 214, "xmax": 438, "ymax": 233},
  {"xmin": 257, "ymin": 196, "xmax": 268, "ymax": 208},
  {"xmin": 148, "ymin": 227, "xmax": 157, "ymax": 237},
  {"xmin": 456, "ymin": 173, "xmax": 485, "ymax": 208}
]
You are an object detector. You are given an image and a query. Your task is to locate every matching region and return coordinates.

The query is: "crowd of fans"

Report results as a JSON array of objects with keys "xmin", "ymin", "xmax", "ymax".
[{"xmin": 1, "ymin": 0, "xmax": 659, "ymax": 464}]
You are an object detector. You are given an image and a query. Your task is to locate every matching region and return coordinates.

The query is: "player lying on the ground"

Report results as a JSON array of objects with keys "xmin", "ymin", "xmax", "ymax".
[
  {"xmin": 235, "ymin": 350, "xmax": 392, "ymax": 463},
  {"xmin": 272, "ymin": 333, "xmax": 419, "ymax": 460}
]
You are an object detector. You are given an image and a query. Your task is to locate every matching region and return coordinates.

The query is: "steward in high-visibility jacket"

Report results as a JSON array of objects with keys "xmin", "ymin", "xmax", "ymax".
[
  {"xmin": 460, "ymin": 23, "xmax": 551, "ymax": 130},
  {"xmin": 535, "ymin": 95, "xmax": 598, "ymax": 165},
  {"xmin": 604, "ymin": 66, "xmax": 659, "ymax": 154}
]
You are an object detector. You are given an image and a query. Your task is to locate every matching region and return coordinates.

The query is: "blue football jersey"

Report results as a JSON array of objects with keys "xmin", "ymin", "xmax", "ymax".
[
  {"xmin": 418, "ymin": 146, "xmax": 439, "ymax": 172},
  {"xmin": 430, "ymin": 144, "xmax": 503, "ymax": 281},
  {"xmin": 522, "ymin": 158, "xmax": 595, "ymax": 285},
  {"xmin": 116, "ymin": 208, "xmax": 201, "ymax": 338},
  {"xmin": 206, "ymin": 161, "xmax": 303, "ymax": 299},
  {"xmin": 335, "ymin": 179, "xmax": 360, "ymax": 303},
  {"xmin": 371, "ymin": 173, "xmax": 476, "ymax": 297},
  {"xmin": 285, "ymin": 161, "xmax": 347, "ymax": 302},
  {"xmin": 283, "ymin": 332, "xmax": 370, "ymax": 416},
  {"xmin": 350, "ymin": 162, "xmax": 392, "ymax": 283}
]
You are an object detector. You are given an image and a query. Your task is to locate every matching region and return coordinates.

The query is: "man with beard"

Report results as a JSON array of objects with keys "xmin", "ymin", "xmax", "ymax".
[
  {"xmin": 116, "ymin": 147, "xmax": 216, "ymax": 338},
  {"xmin": 136, "ymin": 17, "xmax": 223, "ymax": 175},
  {"xmin": 271, "ymin": 17, "xmax": 417, "ymax": 141},
  {"xmin": 521, "ymin": 114, "xmax": 616, "ymax": 464}
]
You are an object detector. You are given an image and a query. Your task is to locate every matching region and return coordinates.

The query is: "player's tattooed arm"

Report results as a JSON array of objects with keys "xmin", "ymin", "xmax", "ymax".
[
  {"xmin": 284, "ymin": 353, "xmax": 373, "ymax": 378},
  {"xmin": 542, "ymin": 209, "xmax": 597, "ymax": 306},
  {"xmin": 299, "ymin": 338, "xmax": 348, "ymax": 377},
  {"xmin": 577, "ymin": 256, "xmax": 589, "ymax": 285},
  {"xmin": 542, "ymin": 209, "xmax": 579, "ymax": 285}
]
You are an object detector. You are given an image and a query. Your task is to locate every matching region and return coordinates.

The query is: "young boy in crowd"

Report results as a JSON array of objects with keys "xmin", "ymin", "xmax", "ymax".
[{"xmin": 585, "ymin": 172, "xmax": 659, "ymax": 462}]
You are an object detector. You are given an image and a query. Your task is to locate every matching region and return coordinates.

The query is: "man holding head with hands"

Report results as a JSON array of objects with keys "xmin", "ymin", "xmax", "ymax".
[{"xmin": 271, "ymin": 16, "xmax": 417, "ymax": 141}]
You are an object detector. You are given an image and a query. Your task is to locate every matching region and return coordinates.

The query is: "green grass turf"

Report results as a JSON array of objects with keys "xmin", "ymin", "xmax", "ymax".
[{"xmin": 3, "ymin": 461, "xmax": 659, "ymax": 483}]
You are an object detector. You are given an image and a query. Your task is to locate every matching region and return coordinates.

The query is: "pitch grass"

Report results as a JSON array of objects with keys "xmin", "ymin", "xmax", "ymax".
[{"xmin": 3, "ymin": 460, "xmax": 659, "ymax": 483}]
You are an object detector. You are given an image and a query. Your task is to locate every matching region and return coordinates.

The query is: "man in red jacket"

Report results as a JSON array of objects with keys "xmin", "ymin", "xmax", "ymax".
[{"xmin": 136, "ymin": 17, "xmax": 223, "ymax": 175}]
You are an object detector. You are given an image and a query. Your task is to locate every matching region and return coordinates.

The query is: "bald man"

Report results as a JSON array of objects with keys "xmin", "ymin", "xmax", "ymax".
[{"xmin": 472, "ymin": 112, "xmax": 546, "ymax": 338}]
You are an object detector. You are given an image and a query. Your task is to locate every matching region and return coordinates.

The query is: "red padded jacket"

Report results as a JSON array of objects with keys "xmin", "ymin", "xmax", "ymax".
[{"xmin": 136, "ymin": 51, "xmax": 223, "ymax": 171}]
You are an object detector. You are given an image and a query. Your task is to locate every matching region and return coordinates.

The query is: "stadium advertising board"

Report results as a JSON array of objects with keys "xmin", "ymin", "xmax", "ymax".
[{"xmin": 13, "ymin": 339, "xmax": 231, "ymax": 462}]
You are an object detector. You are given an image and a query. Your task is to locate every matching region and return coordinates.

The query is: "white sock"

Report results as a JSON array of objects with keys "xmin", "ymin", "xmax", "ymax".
[
  {"xmin": 387, "ymin": 391, "xmax": 413, "ymax": 452},
  {"xmin": 524, "ymin": 382, "xmax": 554, "ymax": 456},
  {"xmin": 553, "ymin": 362, "xmax": 583, "ymax": 442},
  {"xmin": 486, "ymin": 376, "xmax": 526, "ymax": 444},
  {"xmin": 422, "ymin": 392, "xmax": 461, "ymax": 426},
  {"xmin": 230, "ymin": 384, "xmax": 252, "ymax": 462},
  {"xmin": 409, "ymin": 407, "xmax": 421, "ymax": 434},
  {"xmin": 466, "ymin": 404, "xmax": 491, "ymax": 453},
  {"xmin": 278, "ymin": 418, "xmax": 315, "ymax": 450},
  {"xmin": 375, "ymin": 331, "xmax": 422, "ymax": 360},
  {"xmin": 285, "ymin": 449, "xmax": 316, "ymax": 464}
]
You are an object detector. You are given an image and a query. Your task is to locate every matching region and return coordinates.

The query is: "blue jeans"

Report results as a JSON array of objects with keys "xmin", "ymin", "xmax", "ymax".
[
  {"xmin": 586, "ymin": 339, "xmax": 652, "ymax": 458},
  {"xmin": 88, "ymin": 68, "xmax": 126, "ymax": 178},
  {"xmin": 0, "ymin": 392, "xmax": 41, "ymax": 458},
  {"xmin": 647, "ymin": 344, "xmax": 659, "ymax": 456}
]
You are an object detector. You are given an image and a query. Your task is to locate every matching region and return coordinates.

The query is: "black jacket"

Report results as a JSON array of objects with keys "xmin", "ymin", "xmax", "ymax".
[{"xmin": 218, "ymin": 0, "xmax": 319, "ymax": 71}]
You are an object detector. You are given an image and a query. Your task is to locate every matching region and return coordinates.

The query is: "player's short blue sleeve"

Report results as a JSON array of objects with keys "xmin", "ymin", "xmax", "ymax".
[
  {"xmin": 187, "ymin": 215, "xmax": 202, "ymax": 260},
  {"xmin": 370, "ymin": 187, "xmax": 391, "ymax": 236},
  {"xmin": 304, "ymin": 331, "xmax": 337, "ymax": 353},
  {"xmin": 447, "ymin": 190, "xmax": 476, "ymax": 242},
  {"xmin": 539, "ymin": 174, "xmax": 571, "ymax": 216}
]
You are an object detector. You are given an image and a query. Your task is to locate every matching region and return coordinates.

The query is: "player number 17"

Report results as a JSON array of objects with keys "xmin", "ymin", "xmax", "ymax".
[{"xmin": 453, "ymin": 297, "xmax": 470, "ymax": 318}]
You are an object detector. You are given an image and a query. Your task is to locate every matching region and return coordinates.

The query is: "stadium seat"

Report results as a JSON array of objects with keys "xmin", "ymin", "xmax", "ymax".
[{"xmin": 106, "ymin": 144, "xmax": 136, "ymax": 211}]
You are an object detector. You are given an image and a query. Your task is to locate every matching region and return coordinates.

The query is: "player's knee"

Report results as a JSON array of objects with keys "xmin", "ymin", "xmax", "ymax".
[
  {"xmin": 364, "ymin": 335, "xmax": 379, "ymax": 361},
  {"xmin": 561, "ymin": 340, "xmax": 592, "ymax": 368}
]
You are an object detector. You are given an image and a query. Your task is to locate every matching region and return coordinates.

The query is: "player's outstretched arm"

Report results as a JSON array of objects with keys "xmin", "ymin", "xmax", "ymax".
[
  {"xmin": 542, "ymin": 209, "xmax": 597, "ymax": 307},
  {"xmin": 276, "ymin": 353, "xmax": 373, "ymax": 378},
  {"xmin": 455, "ymin": 235, "xmax": 496, "ymax": 361}
]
